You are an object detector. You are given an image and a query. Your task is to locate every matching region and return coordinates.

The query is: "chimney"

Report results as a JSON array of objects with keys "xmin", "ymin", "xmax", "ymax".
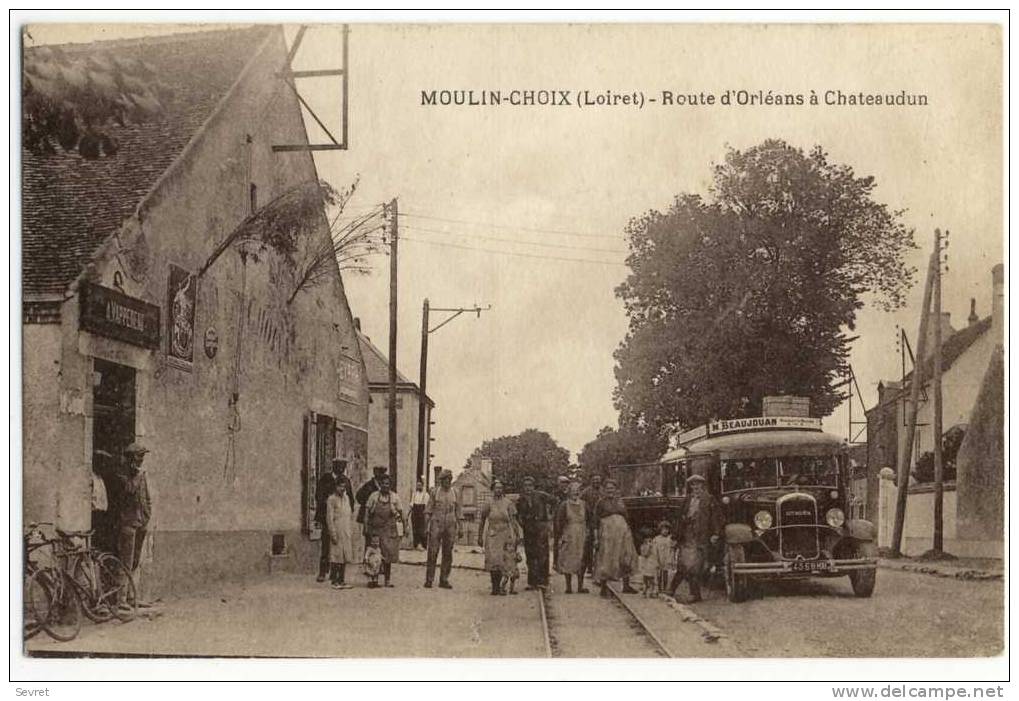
[
  {"xmin": 992, "ymin": 263, "xmax": 1004, "ymax": 345},
  {"xmin": 968, "ymin": 299, "xmax": 979, "ymax": 326}
]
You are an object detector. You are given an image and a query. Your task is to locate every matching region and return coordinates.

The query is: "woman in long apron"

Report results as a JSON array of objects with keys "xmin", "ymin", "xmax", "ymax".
[
  {"xmin": 326, "ymin": 479, "xmax": 355, "ymax": 589},
  {"xmin": 593, "ymin": 479, "xmax": 639, "ymax": 597},
  {"xmin": 554, "ymin": 481, "xmax": 589, "ymax": 593},
  {"xmin": 477, "ymin": 480, "xmax": 521, "ymax": 595},
  {"xmin": 364, "ymin": 474, "xmax": 405, "ymax": 587}
]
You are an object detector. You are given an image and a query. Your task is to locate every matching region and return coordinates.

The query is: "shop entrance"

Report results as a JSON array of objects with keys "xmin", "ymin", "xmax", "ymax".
[{"xmin": 91, "ymin": 359, "xmax": 136, "ymax": 550}]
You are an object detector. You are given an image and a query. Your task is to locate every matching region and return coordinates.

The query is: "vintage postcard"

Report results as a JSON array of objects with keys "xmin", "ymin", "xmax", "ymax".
[{"xmin": 13, "ymin": 15, "xmax": 1006, "ymax": 684}]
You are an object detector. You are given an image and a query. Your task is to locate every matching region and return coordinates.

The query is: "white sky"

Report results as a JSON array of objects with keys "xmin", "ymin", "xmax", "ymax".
[{"xmin": 25, "ymin": 22, "xmax": 1004, "ymax": 475}]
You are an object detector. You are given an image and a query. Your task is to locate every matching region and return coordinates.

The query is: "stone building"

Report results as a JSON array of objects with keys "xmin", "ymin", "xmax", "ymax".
[
  {"xmin": 22, "ymin": 27, "xmax": 370, "ymax": 595},
  {"xmin": 356, "ymin": 329, "xmax": 434, "ymax": 516},
  {"xmin": 452, "ymin": 457, "xmax": 494, "ymax": 544}
]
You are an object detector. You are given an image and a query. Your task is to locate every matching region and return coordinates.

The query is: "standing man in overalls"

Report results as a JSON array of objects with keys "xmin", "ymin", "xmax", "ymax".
[{"xmin": 424, "ymin": 469, "xmax": 462, "ymax": 589}]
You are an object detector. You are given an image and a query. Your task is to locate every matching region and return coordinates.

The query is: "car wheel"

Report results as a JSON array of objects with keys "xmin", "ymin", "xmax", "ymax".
[
  {"xmin": 724, "ymin": 544, "xmax": 750, "ymax": 603},
  {"xmin": 848, "ymin": 541, "xmax": 877, "ymax": 597}
]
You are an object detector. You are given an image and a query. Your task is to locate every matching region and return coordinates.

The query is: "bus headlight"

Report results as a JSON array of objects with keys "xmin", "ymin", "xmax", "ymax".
[
  {"xmin": 754, "ymin": 510, "xmax": 773, "ymax": 530},
  {"xmin": 826, "ymin": 508, "xmax": 846, "ymax": 528}
]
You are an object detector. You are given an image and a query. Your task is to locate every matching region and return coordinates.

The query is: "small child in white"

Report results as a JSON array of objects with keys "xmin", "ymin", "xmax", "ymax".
[
  {"xmin": 363, "ymin": 535, "xmax": 384, "ymax": 588},
  {"xmin": 638, "ymin": 526, "xmax": 658, "ymax": 598},
  {"xmin": 652, "ymin": 520, "xmax": 676, "ymax": 596},
  {"xmin": 499, "ymin": 542, "xmax": 522, "ymax": 595}
]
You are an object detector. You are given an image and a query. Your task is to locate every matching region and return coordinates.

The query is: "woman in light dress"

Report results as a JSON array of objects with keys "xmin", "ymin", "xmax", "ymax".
[
  {"xmin": 592, "ymin": 479, "xmax": 639, "ymax": 597},
  {"xmin": 477, "ymin": 480, "xmax": 521, "ymax": 595},
  {"xmin": 554, "ymin": 481, "xmax": 589, "ymax": 593}
]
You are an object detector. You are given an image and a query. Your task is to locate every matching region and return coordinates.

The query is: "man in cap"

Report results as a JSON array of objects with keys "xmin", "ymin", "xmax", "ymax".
[
  {"xmin": 666, "ymin": 473, "xmax": 724, "ymax": 603},
  {"xmin": 315, "ymin": 458, "xmax": 355, "ymax": 582},
  {"xmin": 116, "ymin": 442, "xmax": 152, "ymax": 577},
  {"xmin": 356, "ymin": 466, "xmax": 387, "ymax": 528},
  {"xmin": 516, "ymin": 475, "xmax": 556, "ymax": 590},
  {"xmin": 424, "ymin": 469, "xmax": 462, "ymax": 589}
]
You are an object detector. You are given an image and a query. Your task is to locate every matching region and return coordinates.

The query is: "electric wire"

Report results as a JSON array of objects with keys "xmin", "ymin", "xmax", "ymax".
[
  {"xmin": 398, "ymin": 210, "xmax": 626, "ymax": 241},
  {"xmin": 399, "ymin": 223, "xmax": 627, "ymax": 255},
  {"xmin": 399, "ymin": 235, "xmax": 628, "ymax": 267}
]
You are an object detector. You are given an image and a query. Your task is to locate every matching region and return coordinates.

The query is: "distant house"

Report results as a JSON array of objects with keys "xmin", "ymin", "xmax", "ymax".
[
  {"xmin": 452, "ymin": 457, "xmax": 494, "ymax": 545},
  {"xmin": 867, "ymin": 264, "xmax": 1003, "ymax": 557},
  {"xmin": 21, "ymin": 27, "xmax": 370, "ymax": 596},
  {"xmin": 357, "ymin": 329, "xmax": 434, "ymax": 517}
]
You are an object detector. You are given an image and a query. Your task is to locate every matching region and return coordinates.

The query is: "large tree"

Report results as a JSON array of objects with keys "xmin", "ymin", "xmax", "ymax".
[
  {"xmin": 463, "ymin": 429, "xmax": 571, "ymax": 494},
  {"xmin": 614, "ymin": 140, "xmax": 915, "ymax": 432},
  {"xmin": 577, "ymin": 426, "xmax": 666, "ymax": 481}
]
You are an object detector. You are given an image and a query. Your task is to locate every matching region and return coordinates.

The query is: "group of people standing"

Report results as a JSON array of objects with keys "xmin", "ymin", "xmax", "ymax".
[
  {"xmin": 476, "ymin": 473, "xmax": 644, "ymax": 598},
  {"xmin": 314, "ymin": 461, "xmax": 723, "ymax": 603},
  {"xmin": 478, "ymin": 471, "xmax": 724, "ymax": 602},
  {"xmin": 314, "ymin": 460, "xmax": 463, "ymax": 591}
]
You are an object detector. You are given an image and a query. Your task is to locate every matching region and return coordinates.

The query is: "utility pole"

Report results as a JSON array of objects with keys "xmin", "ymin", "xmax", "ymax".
[
  {"xmin": 387, "ymin": 198, "xmax": 399, "ymax": 487},
  {"xmin": 415, "ymin": 301, "xmax": 491, "ymax": 486},
  {"xmin": 416, "ymin": 298, "xmax": 430, "ymax": 487},
  {"xmin": 891, "ymin": 245, "xmax": 937, "ymax": 556},
  {"xmin": 932, "ymin": 229, "xmax": 947, "ymax": 555}
]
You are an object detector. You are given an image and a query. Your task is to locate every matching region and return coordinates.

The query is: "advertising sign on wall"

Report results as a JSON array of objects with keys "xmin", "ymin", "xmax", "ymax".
[{"xmin": 166, "ymin": 264, "xmax": 197, "ymax": 366}]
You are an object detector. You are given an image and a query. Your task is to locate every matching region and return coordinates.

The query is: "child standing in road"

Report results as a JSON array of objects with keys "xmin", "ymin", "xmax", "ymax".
[
  {"xmin": 652, "ymin": 520, "xmax": 676, "ymax": 596},
  {"xmin": 363, "ymin": 535, "xmax": 384, "ymax": 588},
  {"xmin": 638, "ymin": 527, "xmax": 658, "ymax": 598}
]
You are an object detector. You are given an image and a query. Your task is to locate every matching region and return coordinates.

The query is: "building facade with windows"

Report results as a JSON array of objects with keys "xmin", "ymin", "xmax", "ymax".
[
  {"xmin": 356, "ymin": 330, "xmax": 434, "ymax": 524},
  {"xmin": 22, "ymin": 26, "xmax": 370, "ymax": 595}
]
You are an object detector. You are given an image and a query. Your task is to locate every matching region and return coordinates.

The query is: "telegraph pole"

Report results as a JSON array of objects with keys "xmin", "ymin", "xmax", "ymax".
[
  {"xmin": 415, "ymin": 301, "xmax": 490, "ymax": 486},
  {"xmin": 891, "ymin": 246, "xmax": 937, "ymax": 556},
  {"xmin": 387, "ymin": 198, "xmax": 399, "ymax": 487},
  {"xmin": 416, "ymin": 299, "xmax": 430, "ymax": 486},
  {"xmin": 932, "ymin": 229, "xmax": 947, "ymax": 555}
]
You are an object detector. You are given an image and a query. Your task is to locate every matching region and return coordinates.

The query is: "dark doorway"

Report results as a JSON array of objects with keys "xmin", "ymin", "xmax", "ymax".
[{"xmin": 91, "ymin": 359, "xmax": 136, "ymax": 551}]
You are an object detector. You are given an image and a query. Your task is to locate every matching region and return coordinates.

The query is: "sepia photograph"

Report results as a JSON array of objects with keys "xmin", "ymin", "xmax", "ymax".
[{"xmin": 10, "ymin": 10, "xmax": 1008, "ymax": 687}]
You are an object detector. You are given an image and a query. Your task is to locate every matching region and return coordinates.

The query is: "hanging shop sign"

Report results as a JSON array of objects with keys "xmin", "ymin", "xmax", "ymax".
[
  {"xmin": 166, "ymin": 264, "xmax": 198, "ymax": 365},
  {"xmin": 79, "ymin": 282, "xmax": 161, "ymax": 349}
]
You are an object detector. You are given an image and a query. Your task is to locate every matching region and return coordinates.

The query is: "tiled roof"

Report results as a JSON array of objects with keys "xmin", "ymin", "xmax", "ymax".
[
  {"xmin": 872, "ymin": 316, "xmax": 993, "ymax": 410},
  {"xmin": 357, "ymin": 332, "xmax": 413, "ymax": 385},
  {"xmin": 22, "ymin": 26, "xmax": 273, "ymax": 296}
]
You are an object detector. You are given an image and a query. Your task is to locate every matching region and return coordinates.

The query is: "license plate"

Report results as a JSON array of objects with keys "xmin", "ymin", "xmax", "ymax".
[{"xmin": 789, "ymin": 560, "xmax": 831, "ymax": 573}]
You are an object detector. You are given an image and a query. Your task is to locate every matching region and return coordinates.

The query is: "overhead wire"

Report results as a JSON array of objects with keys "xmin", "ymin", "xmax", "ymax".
[
  {"xmin": 398, "ymin": 210, "xmax": 626, "ymax": 241},
  {"xmin": 399, "ymin": 235, "xmax": 628, "ymax": 267},
  {"xmin": 399, "ymin": 223, "xmax": 627, "ymax": 255}
]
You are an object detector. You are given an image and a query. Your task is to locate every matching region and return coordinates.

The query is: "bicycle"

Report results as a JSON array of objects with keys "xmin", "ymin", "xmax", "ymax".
[
  {"xmin": 56, "ymin": 529, "xmax": 137, "ymax": 623},
  {"xmin": 24, "ymin": 523, "xmax": 82, "ymax": 642}
]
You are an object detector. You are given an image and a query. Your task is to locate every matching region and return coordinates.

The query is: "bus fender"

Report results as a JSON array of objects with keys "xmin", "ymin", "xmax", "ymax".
[
  {"xmin": 724, "ymin": 523, "xmax": 755, "ymax": 544},
  {"xmin": 844, "ymin": 519, "xmax": 876, "ymax": 542}
]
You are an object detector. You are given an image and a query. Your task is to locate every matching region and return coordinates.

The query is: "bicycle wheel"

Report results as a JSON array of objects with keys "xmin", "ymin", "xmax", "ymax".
[
  {"xmin": 24, "ymin": 569, "xmax": 51, "ymax": 640},
  {"xmin": 39, "ymin": 569, "xmax": 82, "ymax": 642},
  {"xmin": 72, "ymin": 556, "xmax": 114, "ymax": 623},
  {"xmin": 98, "ymin": 554, "xmax": 137, "ymax": 622}
]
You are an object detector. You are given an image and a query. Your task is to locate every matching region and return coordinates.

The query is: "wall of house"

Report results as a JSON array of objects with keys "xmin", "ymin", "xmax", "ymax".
[
  {"xmin": 904, "ymin": 330, "xmax": 995, "ymax": 460},
  {"xmin": 24, "ymin": 28, "xmax": 370, "ymax": 596},
  {"xmin": 22, "ymin": 323, "xmax": 64, "ymax": 525},
  {"xmin": 366, "ymin": 388, "xmax": 428, "ymax": 517}
]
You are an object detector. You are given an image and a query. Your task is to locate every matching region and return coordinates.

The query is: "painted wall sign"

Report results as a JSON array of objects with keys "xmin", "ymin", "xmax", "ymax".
[
  {"xmin": 204, "ymin": 327, "xmax": 219, "ymax": 359},
  {"xmin": 79, "ymin": 282, "xmax": 161, "ymax": 349},
  {"xmin": 167, "ymin": 264, "xmax": 198, "ymax": 364}
]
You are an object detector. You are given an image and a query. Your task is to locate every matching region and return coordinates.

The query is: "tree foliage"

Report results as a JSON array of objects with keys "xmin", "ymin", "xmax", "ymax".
[
  {"xmin": 23, "ymin": 43, "xmax": 171, "ymax": 158},
  {"xmin": 577, "ymin": 426, "xmax": 667, "ymax": 481},
  {"xmin": 614, "ymin": 140, "xmax": 916, "ymax": 432},
  {"xmin": 463, "ymin": 429, "xmax": 571, "ymax": 494}
]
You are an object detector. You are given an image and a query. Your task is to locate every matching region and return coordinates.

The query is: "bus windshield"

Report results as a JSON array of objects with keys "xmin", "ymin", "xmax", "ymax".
[
  {"xmin": 778, "ymin": 455, "xmax": 839, "ymax": 487},
  {"xmin": 720, "ymin": 458, "xmax": 779, "ymax": 491}
]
